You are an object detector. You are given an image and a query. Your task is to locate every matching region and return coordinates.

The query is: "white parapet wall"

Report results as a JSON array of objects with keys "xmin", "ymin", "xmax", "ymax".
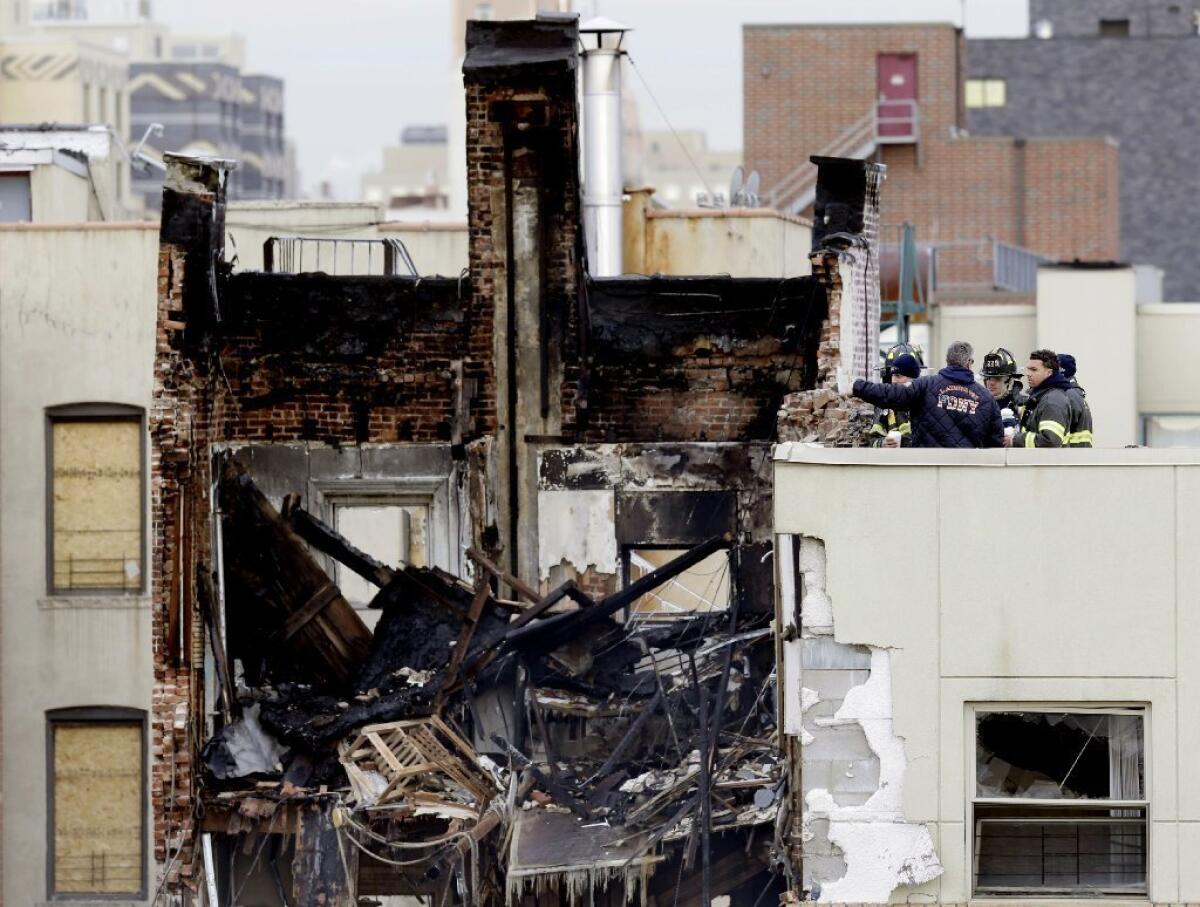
[{"xmin": 774, "ymin": 443, "xmax": 1200, "ymax": 904}]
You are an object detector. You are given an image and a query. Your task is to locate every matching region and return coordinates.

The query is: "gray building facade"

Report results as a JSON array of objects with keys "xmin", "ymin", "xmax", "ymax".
[
  {"xmin": 129, "ymin": 62, "xmax": 287, "ymax": 209},
  {"xmin": 968, "ymin": 0, "xmax": 1200, "ymax": 298}
]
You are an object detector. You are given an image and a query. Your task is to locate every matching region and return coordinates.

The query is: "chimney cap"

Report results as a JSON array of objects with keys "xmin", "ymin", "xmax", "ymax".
[{"xmin": 580, "ymin": 16, "xmax": 631, "ymax": 34}]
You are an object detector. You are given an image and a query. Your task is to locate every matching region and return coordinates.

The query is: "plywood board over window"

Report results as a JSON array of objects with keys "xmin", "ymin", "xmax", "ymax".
[
  {"xmin": 48, "ymin": 709, "xmax": 145, "ymax": 898},
  {"xmin": 47, "ymin": 406, "xmax": 144, "ymax": 594}
]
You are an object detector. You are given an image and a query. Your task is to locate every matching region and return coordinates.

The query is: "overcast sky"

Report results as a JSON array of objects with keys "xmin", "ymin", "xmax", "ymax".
[{"xmin": 153, "ymin": 0, "xmax": 1028, "ymax": 198}]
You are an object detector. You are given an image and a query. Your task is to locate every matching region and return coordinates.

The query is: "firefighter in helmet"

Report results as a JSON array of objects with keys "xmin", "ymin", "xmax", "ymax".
[
  {"xmin": 869, "ymin": 343, "xmax": 924, "ymax": 447},
  {"xmin": 980, "ymin": 346, "xmax": 1027, "ymax": 432}
]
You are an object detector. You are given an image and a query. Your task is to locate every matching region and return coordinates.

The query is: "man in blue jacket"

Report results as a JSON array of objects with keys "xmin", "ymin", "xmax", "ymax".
[{"xmin": 852, "ymin": 340, "xmax": 1004, "ymax": 448}]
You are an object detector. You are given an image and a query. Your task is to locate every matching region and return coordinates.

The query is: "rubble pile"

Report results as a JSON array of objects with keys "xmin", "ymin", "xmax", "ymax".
[{"xmin": 202, "ymin": 462, "xmax": 784, "ymax": 905}]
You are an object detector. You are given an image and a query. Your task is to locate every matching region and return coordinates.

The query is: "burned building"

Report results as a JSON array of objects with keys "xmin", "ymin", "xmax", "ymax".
[{"xmin": 149, "ymin": 16, "xmax": 882, "ymax": 906}]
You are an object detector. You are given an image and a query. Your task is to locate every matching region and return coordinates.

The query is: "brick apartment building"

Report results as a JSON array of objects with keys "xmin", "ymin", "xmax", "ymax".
[
  {"xmin": 969, "ymin": 0, "xmax": 1200, "ymax": 300},
  {"xmin": 743, "ymin": 23, "xmax": 1119, "ymax": 303},
  {"xmin": 146, "ymin": 17, "xmax": 884, "ymax": 905}
]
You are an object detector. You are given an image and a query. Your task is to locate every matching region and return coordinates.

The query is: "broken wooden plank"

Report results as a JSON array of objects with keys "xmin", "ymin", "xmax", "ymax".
[
  {"xmin": 435, "ymin": 575, "xmax": 493, "ymax": 710},
  {"xmin": 281, "ymin": 582, "xmax": 342, "ymax": 641},
  {"xmin": 466, "ymin": 547, "xmax": 542, "ymax": 602},
  {"xmin": 284, "ymin": 496, "xmax": 397, "ymax": 590}
]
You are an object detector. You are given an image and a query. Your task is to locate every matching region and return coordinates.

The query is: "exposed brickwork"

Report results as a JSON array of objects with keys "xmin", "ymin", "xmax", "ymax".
[
  {"xmin": 151, "ymin": 238, "xmax": 223, "ymax": 895},
  {"xmin": 578, "ymin": 277, "xmax": 825, "ymax": 443},
  {"xmin": 216, "ymin": 272, "xmax": 469, "ymax": 445},
  {"xmin": 744, "ymin": 23, "xmax": 1120, "ymax": 291},
  {"xmin": 464, "ymin": 44, "xmax": 581, "ymax": 438}
]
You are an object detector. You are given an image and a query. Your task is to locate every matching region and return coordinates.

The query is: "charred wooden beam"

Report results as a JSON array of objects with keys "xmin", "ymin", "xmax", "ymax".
[
  {"xmin": 291, "ymin": 806, "xmax": 356, "ymax": 907},
  {"xmin": 283, "ymin": 495, "xmax": 396, "ymax": 590},
  {"xmin": 435, "ymin": 575, "xmax": 493, "ymax": 710},
  {"xmin": 466, "ymin": 547, "xmax": 542, "ymax": 602},
  {"xmin": 506, "ymin": 533, "xmax": 734, "ymax": 653},
  {"xmin": 219, "ymin": 464, "xmax": 371, "ymax": 688},
  {"xmin": 508, "ymin": 579, "xmax": 595, "ymax": 630},
  {"xmin": 491, "ymin": 735, "xmax": 592, "ymax": 820},
  {"xmin": 586, "ymin": 689, "xmax": 664, "ymax": 796}
]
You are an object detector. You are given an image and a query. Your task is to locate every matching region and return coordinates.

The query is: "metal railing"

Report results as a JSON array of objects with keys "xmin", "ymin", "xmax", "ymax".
[
  {"xmin": 262, "ymin": 236, "xmax": 418, "ymax": 277},
  {"xmin": 994, "ymin": 240, "xmax": 1053, "ymax": 292},
  {"xmin": 922, "ymin": 238, "xmax": 1052, "ymax": 295},
  {"xmin": 767, "ymin": 97, "xmax": 920, "ymax": 214},
  {"xmin": 875, "ymin": 98, "xmax": 920, "ymax": 145}
]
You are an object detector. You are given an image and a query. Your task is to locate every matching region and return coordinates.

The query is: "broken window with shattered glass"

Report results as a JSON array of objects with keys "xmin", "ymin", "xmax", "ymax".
[{"xmin": 972, "ymin": 708, "xmax": 1146, "ymax": 897}]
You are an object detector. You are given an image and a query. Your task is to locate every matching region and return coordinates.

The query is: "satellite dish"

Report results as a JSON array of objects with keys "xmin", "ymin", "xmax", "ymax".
[
  {"xmin": 745, "ymin": 170, "xmax": 761, "ymax": 207},
  {"xmin": 729, "ymin": 166, "xmax": 744, "ymax": 207}
]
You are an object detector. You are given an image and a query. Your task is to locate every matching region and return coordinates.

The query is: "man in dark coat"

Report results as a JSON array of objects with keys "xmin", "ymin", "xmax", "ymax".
[
  {"xmin": 852, "ymin": 340, "xmax": 1004, "ymax": 449},
  {"xmin": 1008, "ymin": 349, "xmax": 1076, "ymax": 448}
]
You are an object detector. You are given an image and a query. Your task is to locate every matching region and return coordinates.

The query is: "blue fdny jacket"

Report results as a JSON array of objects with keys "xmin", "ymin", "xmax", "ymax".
[{"xmin": 852, "ymin": 366, "xmax": 1004, "ymax": 449}]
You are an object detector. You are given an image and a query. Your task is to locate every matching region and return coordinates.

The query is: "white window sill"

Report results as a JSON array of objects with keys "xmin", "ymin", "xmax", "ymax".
[{"xmin": 38, "ymin": 595, "xmax": 151, "ymax": 611}]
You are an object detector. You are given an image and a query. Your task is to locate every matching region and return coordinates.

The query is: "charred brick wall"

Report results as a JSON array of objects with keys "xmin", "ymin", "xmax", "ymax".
[
  {"xmin": 577, "ymin": 276, "xmax": 826, "ymax": 443},
  {"xmin": 215, "ymin": 272, "xmax": 468, "ymax": 445},
  {"xmin": 463, "ymin": 18, "xmax": 581, "ymax": 438},
  {"xmin": 151, "ymin": 156, "xmax": 235, "ymax": 894}
]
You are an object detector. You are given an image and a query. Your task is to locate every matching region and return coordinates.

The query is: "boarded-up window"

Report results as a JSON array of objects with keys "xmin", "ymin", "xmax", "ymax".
[
  {"xmin": 628, "ymin": 548, "xmax": 730, "ymax": 619},
  {"xmin": 50, "ymin": 713, "xmax": 144, "ymax": 896},
  {"xmin": 49, "ymin": 409, "xmax": 143, "ymax": 593}
]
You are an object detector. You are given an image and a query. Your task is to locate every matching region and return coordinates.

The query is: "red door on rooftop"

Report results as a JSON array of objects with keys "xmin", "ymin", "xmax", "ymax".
[{"xmin": 877, "ymin": 54, "xmax": 917, "ymax": 141}]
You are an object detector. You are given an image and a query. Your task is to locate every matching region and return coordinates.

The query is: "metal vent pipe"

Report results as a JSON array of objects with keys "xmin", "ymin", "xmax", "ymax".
[{"xmin": 580, "ymin": 18, "xmax": 629, "ymax": 277}]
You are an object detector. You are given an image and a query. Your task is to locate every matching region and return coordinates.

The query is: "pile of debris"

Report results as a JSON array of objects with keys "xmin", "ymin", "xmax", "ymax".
[{"xmin": 201, "ymin": 461, "xmax": 784, "ymax": 905}]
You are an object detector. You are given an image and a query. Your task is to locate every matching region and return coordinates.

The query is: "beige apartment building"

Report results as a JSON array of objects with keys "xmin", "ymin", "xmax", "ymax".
[{"xmin": 775, "ymin": 443, "xmax": 1200, "ymax": 902}]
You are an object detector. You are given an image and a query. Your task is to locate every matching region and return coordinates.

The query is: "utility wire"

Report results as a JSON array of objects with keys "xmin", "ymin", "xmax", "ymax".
[{"xmin": 626, "ymin": 54, "xmax": 716, "ymax": 203}]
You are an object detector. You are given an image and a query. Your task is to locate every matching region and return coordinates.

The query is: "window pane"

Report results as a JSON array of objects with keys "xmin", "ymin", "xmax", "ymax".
[
  {"xmin": 965, "ymin": 80, "xmax": 985, "ymax": 108},
  {"xmin": 975, "ymin": 805, "xmax": 1146, "ymax": 895},
  {"xmin": 976, "ymin": 711, "xmax": 1143, "ymax": 800},
  {"xmin": 629, "ymin": 549, "xmax": 730, "ymax": 618},
  {"xmin": 52, "ymin": 419, "xmax": 142, "ymax": 592},
  {"xmin": 985, "ymin": 79, "xmax": 1007, "ymax": 106},
  {"xmin": 1145, "ymin": 414, "xmax": 1200, "ymax": 447},
  {"xmin": 53, "ymin": 722, "xmax": 143, "ymax": 894}
]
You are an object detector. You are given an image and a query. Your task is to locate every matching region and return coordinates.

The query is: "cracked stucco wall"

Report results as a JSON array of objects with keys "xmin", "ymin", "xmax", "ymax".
[{"xmin": 779, "ymin": 535, "xmax": 943, "ymax": 902}]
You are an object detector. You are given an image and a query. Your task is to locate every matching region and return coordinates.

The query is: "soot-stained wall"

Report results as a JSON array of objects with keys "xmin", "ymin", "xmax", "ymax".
[
  {"xmin": 576, "ymin": 276, "xmax": 826, "ymax": 443},
  {"xmin": 216, "ymin": 272, "xmax": 470, "ymax": 446}
]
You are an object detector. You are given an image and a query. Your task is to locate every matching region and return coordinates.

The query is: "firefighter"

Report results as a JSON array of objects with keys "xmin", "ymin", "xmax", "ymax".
[
  {"xmin": 854, "ymin": 340, "xmax": 1004, "ymax": 448},
  {"xmin": 868, "ymin": 343, "xmax": 924, "ymax": 447},
  {"xmin": 1057, "ymin": 353, "xmax": 1094, "ymax": 447},
  {"xmin": 1007, "ymin": 349, "xmax": 1073, "ymax": 448},
  {"xmin": 980, "ymin": 347, "xmax": 1027, "ymax": 432}
]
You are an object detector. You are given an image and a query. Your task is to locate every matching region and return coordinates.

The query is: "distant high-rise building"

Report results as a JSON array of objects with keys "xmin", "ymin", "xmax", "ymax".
[
  {"xmin": 129, "ymin": 61, "xmax": 287, "ymax": 208},
  {"xmin": 1, "ymin": 0, "xmax": 289, "ymax": 209}
]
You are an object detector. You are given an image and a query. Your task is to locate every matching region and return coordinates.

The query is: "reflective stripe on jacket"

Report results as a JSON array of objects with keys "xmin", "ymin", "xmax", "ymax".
[
  {"xmin": 869, "ymin": 408, "xmax": 912, "ymax": 447},
  {"xmin": 1015, "ymin": 376, "xmax": 1073, "ymax": 449},
  {"xmin": 1065, "ymin": 384, "xmax": 1094, "ymax": 447}
]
